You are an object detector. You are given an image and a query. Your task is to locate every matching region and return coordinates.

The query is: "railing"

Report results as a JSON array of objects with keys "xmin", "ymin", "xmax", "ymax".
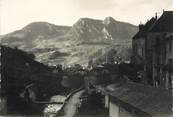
[{"xmin": 33, "ymin": 101, "xmax": 63, "ymax": 105}]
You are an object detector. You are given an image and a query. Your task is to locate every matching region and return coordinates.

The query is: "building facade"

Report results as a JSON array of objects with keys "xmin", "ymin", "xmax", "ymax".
[
  {"xmin": 147, "ymin": 11, "xmax": 173, "ymax": 89},
  {"xmin": 132, "ymin": 11, "xmax": 173, "ymax": 89},
  {"xmin": 132, "ymin": 17, "xmax": 157, "ymax": 84},
  {"xmin": 132, "ymin": 24, "xmax": 145, "ymax": 66}
]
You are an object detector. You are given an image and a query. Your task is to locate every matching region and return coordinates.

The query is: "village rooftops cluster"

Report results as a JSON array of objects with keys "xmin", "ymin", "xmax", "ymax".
[{"xmin": 150, "ymin": 11, "xmax": 173, "ymax": 32}]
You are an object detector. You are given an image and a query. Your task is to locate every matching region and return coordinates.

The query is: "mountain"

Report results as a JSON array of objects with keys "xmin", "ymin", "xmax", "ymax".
[
  {"xmin": 0, "ymin": 22, "xmax": 71, "ymax": 48},
  {"xmin": 103, "ymin": 17, "xmax": 137, "ymax": 40},
  {"xmin": 67, "ymin": 17, "xmax": 137, "ymax": 44},
  {"xmin": 0, "ymin": 17, "xmax": 138, "ymax": 66}
]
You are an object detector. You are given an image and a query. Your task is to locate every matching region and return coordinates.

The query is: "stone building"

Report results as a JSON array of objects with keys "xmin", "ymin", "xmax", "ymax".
[
  {"xmin": 147, "ymin": 11, "xmax": 173, "ymax": 89},
  {"xmin": 132, "ymin": 11, "xmax": 173, "ymax": 89},
  {"xmin": 132, "ymin": 17, "xmax": 157, "ymax": 69},
  {"xmin": 132, "ymin": 24, "xmax": 145, "ymax": 66}
]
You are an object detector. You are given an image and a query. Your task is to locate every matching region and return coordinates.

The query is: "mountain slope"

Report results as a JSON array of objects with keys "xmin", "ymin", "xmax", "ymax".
[
  {"xmin": 0, "ymin": 17, "xmax": 138, "ymax": 66},
  {"xmin": 67, "ymin": 17, "xmax": 137, "ymax": 45},
  {"xmin": 103, "ymin": 17, "xmax": 137, "ymax": 40},
  {"xmin": 1, "ymin": 22, "xmax": 71, "ymax": 48}
]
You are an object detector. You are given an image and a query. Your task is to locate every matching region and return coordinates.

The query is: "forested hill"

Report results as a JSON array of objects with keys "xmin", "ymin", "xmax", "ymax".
[{"xmin": 1, "ymin": 45, "xmax": 64, "ymax": 101}]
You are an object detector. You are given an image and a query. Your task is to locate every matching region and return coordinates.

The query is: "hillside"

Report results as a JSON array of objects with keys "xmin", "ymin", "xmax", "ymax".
[
  {"xmin": 1, "ymin": 45, "xmax": 64, "ymax": 100},
  {"xmin": 0, "ymin": 17, "xmax": 138, "ymax": 66}
]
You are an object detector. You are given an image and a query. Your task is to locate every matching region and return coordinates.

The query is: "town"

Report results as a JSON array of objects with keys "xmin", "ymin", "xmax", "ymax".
[{"xmin": 0, "ymin": 11, "xmax": 173, "ymax": 117}]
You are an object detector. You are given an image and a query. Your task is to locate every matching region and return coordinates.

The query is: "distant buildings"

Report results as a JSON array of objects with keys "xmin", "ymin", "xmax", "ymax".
[{"xmin": 132, "ymin": 11, "xmax": 173, "ymax": 90}]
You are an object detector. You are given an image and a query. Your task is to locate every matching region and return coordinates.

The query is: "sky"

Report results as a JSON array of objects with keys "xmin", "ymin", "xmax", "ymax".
[{"xmin": 0, "ymin": 0, "xmax": 173, "ymax": 35}]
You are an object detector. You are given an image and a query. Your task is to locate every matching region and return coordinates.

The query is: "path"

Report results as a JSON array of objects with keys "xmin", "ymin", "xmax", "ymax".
[{"xmin": 61, "ymin": 90, "xmax": 84, "ymax": 117}]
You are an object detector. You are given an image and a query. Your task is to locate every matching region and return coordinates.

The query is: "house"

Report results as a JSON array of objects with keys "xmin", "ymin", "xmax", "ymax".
[
  {"xmin": 132, "ymin": 17, "xmax": 157, "ymax": 68},
  {"xmin": 95, "ymin": 81, "xmax": 172, "ymax": 117},
  {"xmin": 132, "ymin": 24, "xmax": 145, "ymax": 66},
  {"xmin": 132, "ymin": 11, "xmax": 173, "ymax": 89},
  {"xmin": 145, "ymin": 11, "xmax": 173, "ymax": 89},
  {"xmin": 132, "ymin": 17, "xmax": 157, "ymax": 84}
]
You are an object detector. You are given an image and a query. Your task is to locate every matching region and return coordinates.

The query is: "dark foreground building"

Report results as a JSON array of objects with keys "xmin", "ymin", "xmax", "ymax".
[{"xmin": 132, "ymin": 11, "xmax": 173, "ymax": 90}]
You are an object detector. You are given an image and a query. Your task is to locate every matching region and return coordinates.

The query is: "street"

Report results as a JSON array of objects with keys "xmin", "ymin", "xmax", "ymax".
[{"xmin": 61, "ymin": 90, "xmax": 85, "ymax": 117}]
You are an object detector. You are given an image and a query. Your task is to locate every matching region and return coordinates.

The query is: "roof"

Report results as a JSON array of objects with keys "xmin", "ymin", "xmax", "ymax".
[
  {"xmin": 149, "ymin": 11, "xmax": 173, "ymax": 32},
  {"xmin": 96, "ymin": 82, "xmax": 172, "ymax": 117},
  {"xmin": 133, "ymin": 17, "xmax": 157, "ymax": 39}
]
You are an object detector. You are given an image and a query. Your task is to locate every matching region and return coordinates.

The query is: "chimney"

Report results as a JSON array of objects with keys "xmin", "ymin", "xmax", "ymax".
[
  {"xmin": 155, "ymin": 12, "xmax": 158, "ymax": 19},
  {"xmin": 139, "ymin": 24, "xmax": 144, "ymax": 31}
]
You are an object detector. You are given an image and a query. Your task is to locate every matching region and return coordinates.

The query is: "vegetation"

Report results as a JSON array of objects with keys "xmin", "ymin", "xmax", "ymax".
[
  {"xmin": 1, "ymin": 45, "xmax": 65, "ymax": 114},
  {"xmin": 61, "ymin": 64, "xmax": 87, "ymax": 89},
  {"xmin": 0, "ymin": 44, "xmax": 139, "ymax": 116}
]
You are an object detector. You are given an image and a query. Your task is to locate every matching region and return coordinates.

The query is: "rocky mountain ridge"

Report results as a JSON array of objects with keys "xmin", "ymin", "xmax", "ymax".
[{"xmin": 0, "ymin": 17, "xmax": 138, "ymax": 66}]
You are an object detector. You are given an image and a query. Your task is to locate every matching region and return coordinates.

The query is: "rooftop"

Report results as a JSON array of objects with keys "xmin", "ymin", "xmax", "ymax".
[
  {"xmin": 96, "ymin": 81, "xmax": 172, "ymax": 117},
  {"xmin": 149, "ymin": 11, "xmax": 173, "ymax": 32},
  {"xmin": 133, "ymin": 17, "xmax": 157, "ymax": 39}
]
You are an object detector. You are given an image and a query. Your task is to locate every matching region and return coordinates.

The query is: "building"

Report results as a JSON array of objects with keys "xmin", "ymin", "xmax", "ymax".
[
  {"xmin": 132, "ymin": 11, "xmax": 173, "ymax": 89},
  {"xmin": 147, "ymin": 11, "xmax": 173, "ymax": 89},
  {"xmin": 132, "ymin": 17, "xmax": 157, "ymax": 69},
  {"xmin": 96, "ymin": 81, "xmax": 172, "ymax": 117},
  {"xmin": 132, "ymin": 24, "xmax": 146, "ymax": 66}
]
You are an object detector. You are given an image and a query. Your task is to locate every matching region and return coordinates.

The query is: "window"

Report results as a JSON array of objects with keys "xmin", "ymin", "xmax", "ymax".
[
  {"xmin": 168, "ymin": 59, "xmax": 173, "ymax": 65},
  {"xmin": 169, "ymin": 40, "xmax": 172, "ymax": 53},
  {"xmin": 133, "ymin": 44, "xmax": 137, "ymax": 54},
  {"xmin": 168, "ymin": 73, "xmax": 173, "ymax": 90}
]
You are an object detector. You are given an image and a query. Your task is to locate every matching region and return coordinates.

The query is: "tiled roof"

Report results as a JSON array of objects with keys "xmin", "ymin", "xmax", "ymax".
[
  {"xmin": 133, "ymin": 17, "xmax": 157, "ymax": 39},
  {"xmin": 149, "ymin": 11, "xmax": 173, "ymax": 32},
  {"xmin": 96, "ymin": 82, "xmax": 172, "ymax": 117}
]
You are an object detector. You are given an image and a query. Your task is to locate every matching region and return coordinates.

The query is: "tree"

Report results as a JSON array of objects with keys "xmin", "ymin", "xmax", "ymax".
[{"xmin": 107, "ymin": 49, "xmax": 117, "ymax": 64}]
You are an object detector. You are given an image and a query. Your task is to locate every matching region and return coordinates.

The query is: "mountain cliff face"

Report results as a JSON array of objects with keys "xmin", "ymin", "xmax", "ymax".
[
  {"xmin": 103, "ymin": 17, "xmax": 137, "ymax": 40},
  {"xmin": 0, "ymin": 17, "xmax": 138, "ymax": 66},
  {"xmin": 68, "ymin": 17, "xmax": 137, "ymax": 44}
]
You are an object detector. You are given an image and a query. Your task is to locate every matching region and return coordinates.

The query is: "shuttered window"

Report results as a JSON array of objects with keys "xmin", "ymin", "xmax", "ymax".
[{"xmin": 169, "ymin": 40, "xmax": 172, "ymax": 53}]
